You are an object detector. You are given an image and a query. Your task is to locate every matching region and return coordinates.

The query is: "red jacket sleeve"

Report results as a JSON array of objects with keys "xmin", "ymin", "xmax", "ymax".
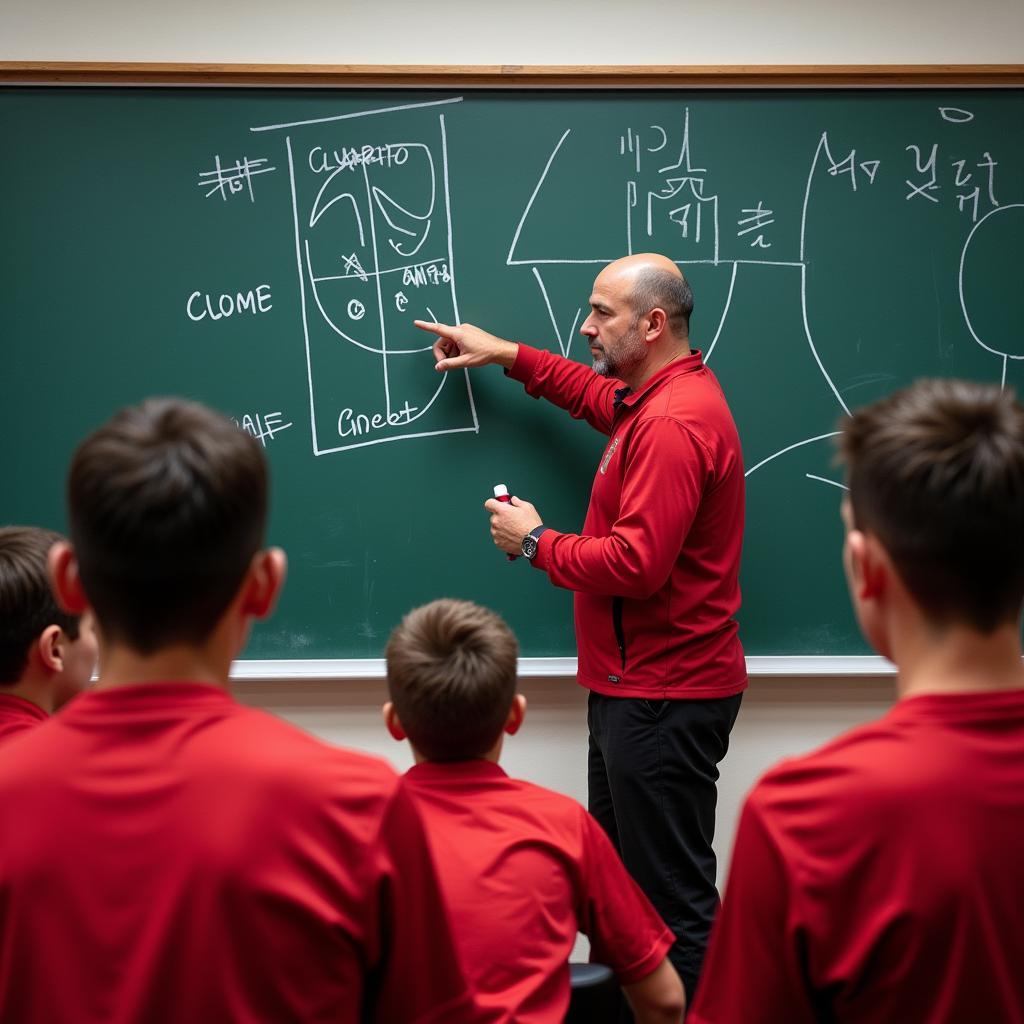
[
  {"xmin": 576, "ymin": 811, "xmax": 675, "ymax": 985},
  {"xmin": 688, "ymin": 795, "xmax": 817, "ymax": 1024},
  {"xmin": 533, "ymin": 416, "xmax": 710, "ymax": 599},
  {"xmin": 367, "ymin": 783, "xmax": 481, "ymax": 1023},
  {"xmin": 507, "ymin": 343, "xmax": 622, "ymax": 436}
]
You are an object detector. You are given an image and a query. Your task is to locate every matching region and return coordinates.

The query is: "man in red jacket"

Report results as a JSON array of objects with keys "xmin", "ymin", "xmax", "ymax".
[{"xmin": 415, "ymin": 252, "xmax": 746, "ymax": 1001}]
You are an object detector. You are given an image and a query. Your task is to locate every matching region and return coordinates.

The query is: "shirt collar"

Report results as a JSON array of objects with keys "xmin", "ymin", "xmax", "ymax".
[
  {"xmin": 617, "ymin": 349, "xmax": 704, "ymax": 410},
  {"xmin": 60, "ymin": 681, "xmax": 236, "ymax": 721},
  {"xmin": 0, "ymin": 693, "xmax": 49, "ymax": 725}
]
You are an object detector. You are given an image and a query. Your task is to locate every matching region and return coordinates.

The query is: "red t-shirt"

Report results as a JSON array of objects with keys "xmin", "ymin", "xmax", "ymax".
[
  {"xmin": 403, "ymin": 759, "xmax": 675, "ymax": 1023},
  {"xmin": 691, "ymin": 689, "xmax": 1024, "ymax": 1024},
  {"xmin": 508, "ymin": 344, "xmax": 746, "ymax": 699},
  {"xmin": 0, "ymin": 682, "xmax": 476, "ymax": 1024},
  {"xmin": 0, "ymin": 693, "xmax": 47, "ymax": 745}
]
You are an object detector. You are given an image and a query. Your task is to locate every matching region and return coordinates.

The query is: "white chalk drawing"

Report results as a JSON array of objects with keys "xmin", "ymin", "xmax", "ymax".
[
  {"xmin": 504, "ymin": 105, "xmax": 1020, "ymax": 494},
  {"xmin": 959, "ymin": 204, "xmax": 1024, "ymax": 377},
  {"xmin": 252, "ymin": 99, "xmax": 477, "ymax": 456},
  {"xmin": 198, "ymin": 155, "xmax": 276, "ymax": 202}
]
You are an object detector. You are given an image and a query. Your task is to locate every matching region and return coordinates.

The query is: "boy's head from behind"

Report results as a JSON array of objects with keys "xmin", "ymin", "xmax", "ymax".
[
  {"xmin": 58, "ymin": 397, "xmax": 272, "ymax": 656},
  {"xmin": 385, "ymin": 599, "xmax": 521, "ymax": 762},
  {"xmin": 839, "ymin": 378, "xmax": 1024, "ymax": 650},
  {"xmin": 0, "ymin": 526, "xmax": 97, "ymax": 706}
]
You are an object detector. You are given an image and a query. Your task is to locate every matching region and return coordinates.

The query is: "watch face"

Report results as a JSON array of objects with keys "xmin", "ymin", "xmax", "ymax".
[{"xmin": 521, "ymin": 534, "xmax": 539, "ymax": 560}]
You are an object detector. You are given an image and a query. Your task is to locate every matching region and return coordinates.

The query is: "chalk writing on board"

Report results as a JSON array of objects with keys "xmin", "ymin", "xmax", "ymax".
[
  {"xmin": 251, "ymin": 98, "xmax": 478, "ymax": 456},
  {"xmin": 197, "ymin": 155, "xmax": 276, "ymax": 202},
  {"xmin": 959, "ymin": 203, "xmax": 1024, "ymax": 375},
  {"xmin": 737, "ymin": 202, "xmax": 775, "ymax": 248},
  {"xmin": 940, "ymin": 107, "xmax": 975, "ymax": 124},
  {"xmin": 504, "ymin": 103, "xmax": 1022, "ymax": 501},
  {"xmin": 233, "ymin": 411, "xmax": 293, "ymax": 447},
  {"xmin": 186, "ymin": 284, "xmax": 273, "ymax": 323},
  {"xmin": 905, "ymin": 144, "xmax": 1000, "ymax": 220}
]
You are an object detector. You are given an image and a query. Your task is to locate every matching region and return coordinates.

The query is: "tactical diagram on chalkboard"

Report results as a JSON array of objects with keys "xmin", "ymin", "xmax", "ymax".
[
  {"xmin": 252, "ymin": 98, "xmax": 478, "ymax": 455},
  {"xmin": 4, "ymin": 86, "xmax": 1022, "ymax": 658},
  {"xmin": 505, "ymin": 103, "xmax": 1023, "ymax": 496}
]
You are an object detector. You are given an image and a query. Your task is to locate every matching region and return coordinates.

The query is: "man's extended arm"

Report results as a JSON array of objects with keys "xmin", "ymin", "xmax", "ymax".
[{"xmin": 415, "ymin": 320, "xmax": 620, "ymax": 435}]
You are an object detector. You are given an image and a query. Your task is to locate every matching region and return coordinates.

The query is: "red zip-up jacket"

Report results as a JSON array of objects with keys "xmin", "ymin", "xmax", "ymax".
[{"xmin": 509, "ymin": 343, "xmax": 747, "ymax": 699}]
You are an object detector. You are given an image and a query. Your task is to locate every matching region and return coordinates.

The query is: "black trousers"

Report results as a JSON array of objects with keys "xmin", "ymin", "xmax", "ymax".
[{"xmin": 587, "ymin": 691, "xmax": 743, "ymax": 1003}]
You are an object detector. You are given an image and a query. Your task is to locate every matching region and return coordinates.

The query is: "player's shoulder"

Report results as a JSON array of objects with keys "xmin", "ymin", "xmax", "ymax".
[
  {"xmin": 745, "ymin": 712, "xmax": 925, "ymax": 847},
  {"xmin": 214, "ymin": 703, "xmax": 400, "ymax": 796}
]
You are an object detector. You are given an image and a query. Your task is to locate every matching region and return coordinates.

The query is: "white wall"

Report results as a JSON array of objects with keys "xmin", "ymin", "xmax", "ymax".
[
  {"xmin": 2, "ymin": 0, "xmax": 1023, "ymax": 65},
  {"xmin": 233, "ymin": 672, "xmax": 897, "ymax": 888}
]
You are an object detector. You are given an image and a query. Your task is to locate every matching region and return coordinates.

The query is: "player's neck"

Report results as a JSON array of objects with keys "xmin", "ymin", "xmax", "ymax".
[
  {"xmin": 94, "ymin": 642, "xmax": 234, "ymax": 691},
  {"xmin": 894, "ymin": 619, "xmax": 1024, "ymax": 699}
]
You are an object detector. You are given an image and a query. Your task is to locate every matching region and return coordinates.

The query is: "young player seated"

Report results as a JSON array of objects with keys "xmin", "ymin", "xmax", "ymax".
[
  {"xmin": 691, "ymin": 379, "xmax": 1024, "ymax": 1023},
  {"xmin": 0, "ymin": 526, "xmax": 97, "ymax": 744},
  {"xmin": 0, "ymin": 398, "xmax": 475, "ymax": 1024},
  {"xmin": 384, "ymin": 597, "xmax": 686, "ymax": 1024}
]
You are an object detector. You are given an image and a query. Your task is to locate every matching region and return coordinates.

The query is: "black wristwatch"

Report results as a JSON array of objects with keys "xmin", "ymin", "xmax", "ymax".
[{"xmin": 521, "ymin": 525, "xmax": 549, "ymax": 561}]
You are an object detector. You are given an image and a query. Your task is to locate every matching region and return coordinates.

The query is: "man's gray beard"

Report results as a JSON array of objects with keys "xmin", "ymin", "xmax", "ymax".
[{"xmin": 592, "ymin": 356, "xmax": 611, "ymax": 376}]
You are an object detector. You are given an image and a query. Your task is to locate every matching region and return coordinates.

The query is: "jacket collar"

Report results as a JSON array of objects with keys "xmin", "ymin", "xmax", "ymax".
[{"xmin": 614, "ymin": 349, "xmax": 704, "ymax": 411}]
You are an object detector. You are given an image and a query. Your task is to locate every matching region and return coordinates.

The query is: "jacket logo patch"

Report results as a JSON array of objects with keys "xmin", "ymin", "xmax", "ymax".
[{"xmin": 600, "ymin": 437, "xmax": 620, "ymax": 475}]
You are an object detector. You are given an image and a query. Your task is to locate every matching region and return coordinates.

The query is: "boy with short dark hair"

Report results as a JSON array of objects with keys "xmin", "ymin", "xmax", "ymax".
[
  {"xmin": 691, "ymin": 379, "xmax": 1024, "ymax": 1023},
  {"xmin": 0, "ymin": 398, "xmax": 475, "ymax": 1023},
  {"xmin": 0, "ymin": 525, "xmax": 97, "ymax": 744},
  {"xmin": 385, "ymin": 597, "xmax": 686, "ymax": 1024}
]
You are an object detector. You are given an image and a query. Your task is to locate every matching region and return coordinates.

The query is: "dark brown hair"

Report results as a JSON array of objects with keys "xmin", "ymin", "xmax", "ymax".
[
  {"xmin": 629, "ymin": 268, "xmax": 693, "ymax": 338},
  {"xmin": 386, "ymin": 599, "xmax": 519, "ymax": 761},
  {"xmin": 0, "ymin": 526, "xmax": 81, "ymax": 684},
  {"xmin": 839, "ymin": 379, "xmax": 1024, "ymax": 631},
  {"xmin": 67, "ymin": 398, "xmax": 268, "ymax": 654}
]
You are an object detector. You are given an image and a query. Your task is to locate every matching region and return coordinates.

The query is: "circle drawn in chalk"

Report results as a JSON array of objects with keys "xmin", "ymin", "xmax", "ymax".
[
  {"xmin": 347, "ymin": 299, "xmax": 366, "ymax": 321},
  {"xmin": 959, "ymin": 204, "xmax": 1024, "ymax": 359},
  {"xmin": 939, "ymin": 107, "xmax": 974, "ymax": 124}
]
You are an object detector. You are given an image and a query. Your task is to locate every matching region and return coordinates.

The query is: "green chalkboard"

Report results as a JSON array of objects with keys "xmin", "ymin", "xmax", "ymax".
[{"xmin": 2, "ymin": 86, "xmax": 1022, "ymax": 660}]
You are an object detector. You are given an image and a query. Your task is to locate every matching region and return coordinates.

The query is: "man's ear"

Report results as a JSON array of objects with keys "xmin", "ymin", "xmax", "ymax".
[
  {"xmin": 35, "ymin": 625, "xmax": 65, "ymax": 673},
  {"xmin": 382, "ymin": 701, "xmax": 406, "ymax": 742},
  {"xmin": 645, "ymin": 307, "xmax": 668, "ymax": 342},
  {"xmin": 48, "ymin": 542, "xmax": 89, "ymax": 616},
  {"xmin": 239, "ymin": 548, "xmax": 287, "ymax": 619},
  {"xmin": 504, "ymin": 694, "xmax": 527, "ymax": 737}
]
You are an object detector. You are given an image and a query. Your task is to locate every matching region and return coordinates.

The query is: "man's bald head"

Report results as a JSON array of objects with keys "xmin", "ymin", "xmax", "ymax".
[{"xmin": 597, "ymin": 254, "xmax": 693, "ymax": 341}]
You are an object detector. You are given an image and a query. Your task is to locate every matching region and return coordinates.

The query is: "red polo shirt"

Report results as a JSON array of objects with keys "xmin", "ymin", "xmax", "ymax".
[
  {"xmin": 404, "ymin": 759, "xmax": 675, "ymax": 1024},
  {"xmin": 691, "ymin": 689, "xmax": 1024, "ymax": 1024},
  {"xmin": 0, "ymin": 682, "xmax": 476, "ymax": 1024},
  {"xmin": 508, "ymin": 344, "xmax": 746, "ymax": 699},
  {"xmin": 0, "ymin": 693, "xmax": 47, "ymax": 745}
]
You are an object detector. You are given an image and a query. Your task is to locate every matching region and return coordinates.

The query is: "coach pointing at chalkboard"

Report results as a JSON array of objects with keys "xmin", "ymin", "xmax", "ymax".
[{"xmin": 415, "ymin": 252, "xmax": 746, "ymax": 1003}]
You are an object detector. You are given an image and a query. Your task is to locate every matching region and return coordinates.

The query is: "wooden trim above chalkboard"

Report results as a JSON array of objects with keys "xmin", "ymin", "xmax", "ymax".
[{"xmin": 1, "ymin": 62, "xmax": 1023, "ymax": 87}]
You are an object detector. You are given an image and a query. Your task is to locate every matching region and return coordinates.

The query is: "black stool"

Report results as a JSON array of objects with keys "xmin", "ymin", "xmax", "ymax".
[{"xmin": 566, "ymin": 962, "xmax": 619, "ymax": 1024}]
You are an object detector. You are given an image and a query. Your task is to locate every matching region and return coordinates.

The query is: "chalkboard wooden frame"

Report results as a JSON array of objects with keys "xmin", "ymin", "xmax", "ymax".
[
  {"xmin": 3, "ymin": 64, "xmax": 1019, "ymax": 680},
  {"xmin": 1, "ymin": 63, "xmax": 1023, "ymax": 87}
]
